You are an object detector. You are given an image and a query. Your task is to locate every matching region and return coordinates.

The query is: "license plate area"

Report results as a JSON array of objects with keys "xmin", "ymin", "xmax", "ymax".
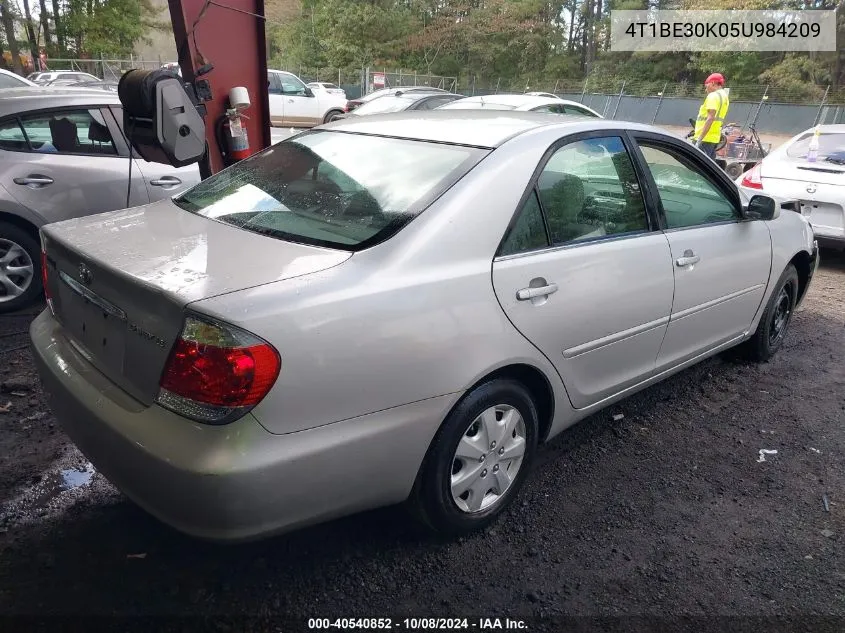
[{"xmin": 57, "ymin": 270, "xmax": 127, "ymax": 375}]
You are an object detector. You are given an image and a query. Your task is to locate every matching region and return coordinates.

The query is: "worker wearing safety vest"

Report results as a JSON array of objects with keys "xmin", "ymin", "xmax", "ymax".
[{"xmin": 693, "ymin": 73, "xmax": 730, "ymax": 159}]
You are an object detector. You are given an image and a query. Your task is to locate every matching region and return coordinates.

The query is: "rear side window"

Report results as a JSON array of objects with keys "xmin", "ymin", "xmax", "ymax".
[
  {"xmin": 173, "ymin": 130, "xmax": 488, "ymax": 251},
  {"xmin": 15, "ymin": 109, "xmax": 117, "ymax": 155}
]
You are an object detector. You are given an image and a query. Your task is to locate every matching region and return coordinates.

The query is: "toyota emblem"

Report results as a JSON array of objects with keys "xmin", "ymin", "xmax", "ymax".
[
  {"xmin": 806, "ymin": 184, "xmax": 817, "ymax": 194},
  {"xmin": 78, "ymin": 263, "xmax": 93, "ymax": 286}
]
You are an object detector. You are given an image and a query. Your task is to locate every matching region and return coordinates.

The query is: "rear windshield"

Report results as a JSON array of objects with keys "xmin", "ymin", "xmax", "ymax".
[
  {"xmin": 352, "ymin": 96, "xmax": 417, "ymax": 115},
  {"xmin": 173, "ymin": 130, "xmax": 487, "ymax": 251},
  {"xmin": 438, "ymin": 101, "xmax": 516, "ymax": 110},
  {"xmin": 787, "ymin": 132, "xmax": 845, "ymax": 162}
]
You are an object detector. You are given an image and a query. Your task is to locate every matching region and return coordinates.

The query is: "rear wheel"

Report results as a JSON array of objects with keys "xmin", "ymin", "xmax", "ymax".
[
  {"xmin": 411, "ymin": 379, "xmax": 539, "ymax": 535},
  {"xmin": 323, "ymin": 109, "xmax": 344, "ymax": 124},
  {"xmin": 0, "ymin": 222, "xmax": 41, "ymax": 314},
  {"xmin": 740, "ymin": 264, "xmax": 799, "ymax": 362}
]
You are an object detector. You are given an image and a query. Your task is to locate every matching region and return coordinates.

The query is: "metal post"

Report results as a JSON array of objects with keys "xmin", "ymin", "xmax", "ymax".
[
  {"xmin": 553, "ymin": 79, "xmax": 559, "ymax": 95},
  {"xmin": 651, "ymin": 82, "xmax": 668, "ymax": 124},
  {"xmin": 611, "ymin": 81, "xmax": 626, "ymax": 118},
  {"xmin": 580, "ymin": 78, "xmax": 587, "ymax": 103},
  {"xmin": 495, "ymin": 77, "xmax": 501, "ymax": 94},
  {"xmin": 814, "ymin": 85, "xmax": 831, "ymax": 126},
  {"xmin": 472, "ymin": 75, "xmax": 476, "ymax": 96},
  {"xmin": 414, "ymin": 71, "xmax": 417, "ymax": 86},
  {"xmin": 749, "ymin": 84, "xmax": 769, "ymax": 129}
]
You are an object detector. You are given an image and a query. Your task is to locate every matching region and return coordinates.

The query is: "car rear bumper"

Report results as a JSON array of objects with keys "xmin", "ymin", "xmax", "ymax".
[{"xmin": 30, "ymin": 310, "xmax": 455, "ymax": 541}]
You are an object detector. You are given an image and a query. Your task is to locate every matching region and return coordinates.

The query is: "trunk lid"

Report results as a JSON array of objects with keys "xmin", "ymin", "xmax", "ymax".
[
  {"xmin": 42, "ymin": 198, "xmax": 351, "ymax": 405},
  {"xmin": 762, "ymin": 159, "xmax": 845, "ymax": 239}
]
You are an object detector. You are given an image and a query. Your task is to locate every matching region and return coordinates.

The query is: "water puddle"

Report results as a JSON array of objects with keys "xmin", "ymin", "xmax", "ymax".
[{"xmin": 60, "ymin": 463, "xmax": 95, "ymax": 490}]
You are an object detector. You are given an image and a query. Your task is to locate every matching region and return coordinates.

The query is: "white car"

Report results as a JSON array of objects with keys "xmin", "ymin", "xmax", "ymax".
[
  {"xmin": 437, "ymin": 94, "xmax": 603, "ymax": 118},
  {"xmin": 307, "ymin": 82, "xmax": 346, "ymax": 98},
  {"xmin": 28, "ymin": 70, "xmax": 100, "ymax": 86},
  {"xmin": 268, "ymin": 70, "xmax": 347, "ymax": 127},
  {"xmin": 0, "ymin": 69, "xmax": 37, "ymax": 89},
  {"xmin": 737, "ymin": 124, "xmax": 845, "ymax": 248}
]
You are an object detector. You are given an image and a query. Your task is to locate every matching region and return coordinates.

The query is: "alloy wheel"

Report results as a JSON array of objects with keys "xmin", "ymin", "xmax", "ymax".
[{"xmin": 0, "ymin": 238, "xmax": 34, "ymax": 303}]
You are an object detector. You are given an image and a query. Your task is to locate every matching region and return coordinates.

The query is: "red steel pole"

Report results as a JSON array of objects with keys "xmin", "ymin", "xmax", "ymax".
[{"xmin": 167, "ymin": 0, "xmax": 270, "ymax": 178}]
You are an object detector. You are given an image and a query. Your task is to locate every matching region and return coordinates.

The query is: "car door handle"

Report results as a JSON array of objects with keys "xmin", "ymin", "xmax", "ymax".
[
  {"xmin": 516, "ymin": 283, "xmax": 558, "ymax": 301},
  {"xmin": 149, "ymin": 176, "xmax": 182, "ymax": 187},
  {"xmin": 675, "ymin": 249, "xmax": 701, "ymax": 267},
  {"xmin": 13, "ymin": 174, "xmax": 53, "ymax": 187}
]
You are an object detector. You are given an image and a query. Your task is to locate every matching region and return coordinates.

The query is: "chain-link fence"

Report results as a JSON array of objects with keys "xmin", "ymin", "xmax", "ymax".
[
  {"xmin": 462, "ymin": 78, "xmax": 845, "ymax": 136},
  {"xmin": 23, "ymin": 59, "xmax": 845, "ymax": 136}
]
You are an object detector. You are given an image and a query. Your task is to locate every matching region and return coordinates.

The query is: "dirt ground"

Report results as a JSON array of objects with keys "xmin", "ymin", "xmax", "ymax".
[{"xmin": 0, "ymin": 250, "xmax": 843, "ymax": 632}]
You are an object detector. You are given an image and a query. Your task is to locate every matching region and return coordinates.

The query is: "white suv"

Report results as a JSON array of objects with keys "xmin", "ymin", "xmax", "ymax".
[{"xmin": 268, "ymin": 70, "xmax": 347, "ymax": 127}]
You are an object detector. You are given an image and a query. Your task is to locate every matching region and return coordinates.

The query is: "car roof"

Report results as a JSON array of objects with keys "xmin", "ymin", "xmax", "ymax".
[
  {"xmin": 321, "ymin": 110, "xmax": 642, "ymax": 148},
  {"xmin": 0, "ymin": 87, "xmax": 120, "ymax": 118},
  {"xmin": 443, "ymin": 94, "xmax": 581, "ymax": 108}
]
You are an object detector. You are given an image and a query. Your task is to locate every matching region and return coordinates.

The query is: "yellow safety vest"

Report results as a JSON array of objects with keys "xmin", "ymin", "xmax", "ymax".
[{"xmin": 694, "ymin": 88, "xmax": 729, "ymax": 144}]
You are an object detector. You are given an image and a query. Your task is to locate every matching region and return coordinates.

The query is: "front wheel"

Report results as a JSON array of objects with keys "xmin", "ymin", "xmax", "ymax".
[
  {"xmin": 323, "ymin": 110, "xmax": 344, "ymax": 124},
  {"xmin": 740, "ymin": 264, "xmax": 799, "ymax": 362},
  {"xmin": 410, "ymin": 378, "xmax": 539, "ymax": 535}
]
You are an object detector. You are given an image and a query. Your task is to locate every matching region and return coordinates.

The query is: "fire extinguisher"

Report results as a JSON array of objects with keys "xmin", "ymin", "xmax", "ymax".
[{"xmin": 217, "ymin": 86, "xmax": 252, "ymax": 165}]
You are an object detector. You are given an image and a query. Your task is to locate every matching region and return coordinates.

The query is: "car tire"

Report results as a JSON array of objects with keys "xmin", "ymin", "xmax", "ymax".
[
  {"xmin": 0, "ymin": 222, "xmax": 41, "ymax": 314},
  {"xmin": 740, "ymin": 263, "xmax": 799, "ymax": 362},
  {"xmin": 323, "ymin": 110, "xmax": 343, "ymax": 124},
  {"xmin": 410, "ymin": 378, "xmax": 539, "ymax": 535}
]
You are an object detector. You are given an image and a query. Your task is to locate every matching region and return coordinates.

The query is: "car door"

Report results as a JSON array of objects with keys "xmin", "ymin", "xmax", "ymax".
[
  {"xmin": 629, "ymin": 133, "xmax": 772, "ymax": 370},
  {"xmin": 277, "ymin": 73, "xmax": 320, "ymax": 126},
  {"xmin": 105, "ymin": 106, "xmax": 200, "ymax": 201},
  {"xmin": 0, "ymin": 106, "xmax": 149, "ymax": 226},
  {"xmin": 492, "ymin": 133, "xmax": 675, "ymax": 409}
]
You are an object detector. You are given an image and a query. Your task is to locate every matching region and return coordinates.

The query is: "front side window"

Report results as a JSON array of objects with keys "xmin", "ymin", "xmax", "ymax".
[
  {"xmin": 537, "ymin": 136, "xmax": 649, "ymax": 245},
  {"xmin": 173, "ymin": 130, "xmax": 487, "ymax": 251},
  {"xmin": 638, "ymin": 143, "xmax": 738, "ymax": 229},
  {"xmin": 0, "ymin": 109, "xmax": 116, "ymax": 155},
  {"xmin": 280, "ymin": 74, "xmax": 308, "ymax": 96}
]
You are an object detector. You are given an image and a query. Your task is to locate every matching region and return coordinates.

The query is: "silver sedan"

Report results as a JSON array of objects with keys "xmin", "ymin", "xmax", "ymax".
[{"xmin": 31, "ymin": 111, "xmax": 819, "ymax": 541}]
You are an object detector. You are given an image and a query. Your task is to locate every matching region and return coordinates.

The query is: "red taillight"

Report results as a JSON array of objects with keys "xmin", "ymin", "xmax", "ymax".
[
  {"xmin": 157, "ymin": 315, "xmax": 280, "ymax": 424},
  {"xmin": 741, "ymin": 163, "xmax": 763, "ymax": 190}
]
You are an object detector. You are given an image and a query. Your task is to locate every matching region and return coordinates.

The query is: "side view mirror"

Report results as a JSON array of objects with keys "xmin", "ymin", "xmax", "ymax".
[
  {"xmin": 304, "ymin": 87, "xmax": 315, "ymax": 98},
  {"xmin": 743, "ymin": 194, "xmax": 777, "ymax": 221}
]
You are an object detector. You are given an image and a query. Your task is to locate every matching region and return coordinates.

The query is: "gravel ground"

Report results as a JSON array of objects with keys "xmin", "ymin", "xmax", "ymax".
[{"xmin": 0, "ymin": 250, "xmax": 843, "ymax": 632}]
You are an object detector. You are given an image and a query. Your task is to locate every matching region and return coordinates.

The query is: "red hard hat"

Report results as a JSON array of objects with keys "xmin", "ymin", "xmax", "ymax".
[{"xmin": 705, "ymin": 73, "xmax": 725, "ymax": 85}]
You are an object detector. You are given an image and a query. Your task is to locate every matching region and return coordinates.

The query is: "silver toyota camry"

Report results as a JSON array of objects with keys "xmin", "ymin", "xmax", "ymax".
[{"xmin": 31, "ymin": 111, "xmax": 819, "ymax": 541}]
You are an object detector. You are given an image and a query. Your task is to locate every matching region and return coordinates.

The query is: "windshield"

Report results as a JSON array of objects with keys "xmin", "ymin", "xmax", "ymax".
[
  {"xmin": 173, "ymin": 130, "xmax": 487, "ymax": 251},
  {"xmin": 787, "ymin": 132, "xmax": 845, "ymax": 163}
]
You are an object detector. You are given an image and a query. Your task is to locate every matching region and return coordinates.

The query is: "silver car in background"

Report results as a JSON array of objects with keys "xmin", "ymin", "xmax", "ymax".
[
  {"xmin": 32, "ymin": 112, "xmax": 818, "ymax": 542},
  {"xmin": 738, "ymin": 124, "xmax": 845, "ymax": 248},
  {"xmin": 437, "ymin": 93, "xmax": 603, "ymax": 118},
  {"xmin": 0, "ymin": 88, "xmax": 200, "ymax": 312}
]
